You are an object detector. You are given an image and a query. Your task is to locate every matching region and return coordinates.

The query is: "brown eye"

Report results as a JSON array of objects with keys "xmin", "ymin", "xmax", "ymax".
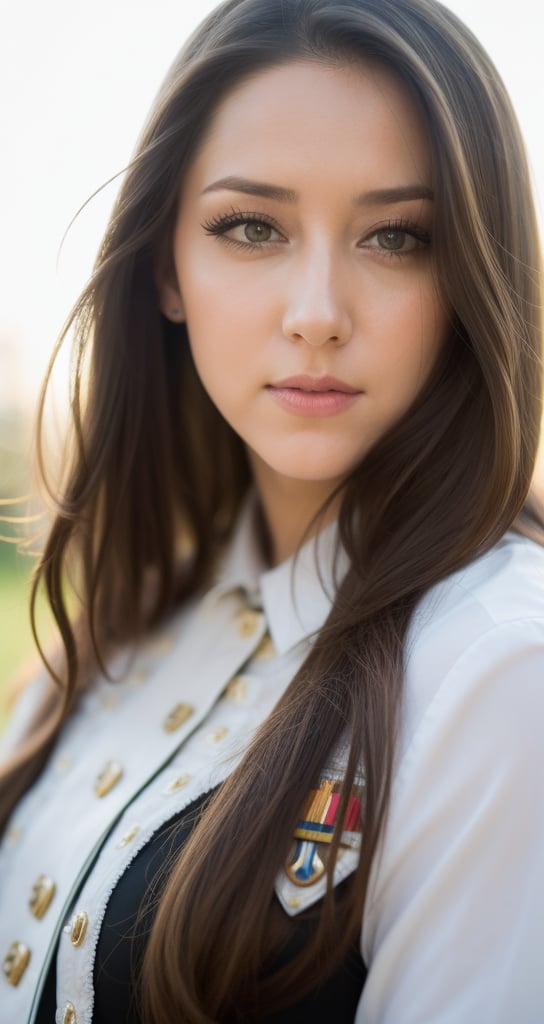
[{"xmin": 244, "ymin": 221, "xmax": 273, "ymax": 242}]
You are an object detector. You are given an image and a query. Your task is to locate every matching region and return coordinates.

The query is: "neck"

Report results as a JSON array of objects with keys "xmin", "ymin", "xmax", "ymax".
[{"xmin": 249, "ymin": 457, "xmax": 342, "ymax": 566}]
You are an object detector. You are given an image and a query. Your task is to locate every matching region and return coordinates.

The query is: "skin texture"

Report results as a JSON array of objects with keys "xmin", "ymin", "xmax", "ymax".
[{"xmin": 158, "ymin": 61, "xmax": 449, "ymax": 563}]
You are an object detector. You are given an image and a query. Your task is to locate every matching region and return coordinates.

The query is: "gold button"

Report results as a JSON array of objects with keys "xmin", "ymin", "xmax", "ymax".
[
  {"xmin": 63, "ymin": 1002, "xmax": 78, "ymax": 1024},
  {"xmin": 255, "ymin": 633, "xmax": 275, "ymax": 659},
  {"xmin": 116, "ymin": 825, "xmax": 140, "ymax": 848},
  {"xmin": 287, "ymin": 897, "xmax": 301, "ymax": 909},
  {"xmin": 2, "ymin": 941, "xmax": 30, "ymax": 986},
  {"xmin": 70, "ymin": 912, "xmax": 88, "ymax": 948},
  {"xmin": 225, "ymin": 676, "xmax": 247, "ymax": 703},
  {"xmin": 94, "ymin": 761, "xmax": 123, "ymax": 797},
  {"xmin": 29, "ymin": 874, "xmax": 56, "ymax": 919},
  {"xmin": 208, "ymin": 726, "xmax": 229, "ymax": 744},
  {"xmin": 162, "ymin": 702, "xmax": 194, "ymax": 733},
  {"xmin": 236, "ymin": 609, "xmax": 260, "ymax": 638},
  {"xmin": 165, "ymin": 773, "xmax": 191, "ymax": 794}
]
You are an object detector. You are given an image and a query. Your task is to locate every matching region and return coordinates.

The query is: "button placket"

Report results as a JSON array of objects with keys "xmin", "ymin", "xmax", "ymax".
[{"xmin": 52, "ymin": 597, "xmax": 269, "ymax": 1022}]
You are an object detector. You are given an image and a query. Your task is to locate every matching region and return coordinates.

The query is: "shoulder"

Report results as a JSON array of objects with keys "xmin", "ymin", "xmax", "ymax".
[
  {"xmin": 401, "ymin": 532, "xmax": 544, "ymax": 751},
  {"xmin": 408, "ymin": 530, "xmax": 544, "ymax": 664},
  {"xmin": 363, "ymin": 535, "xmax": 544, "ymax": 1016},
  {"xmin": 416, "ymin": 530, "xmax": 544, "ymax": 636}
]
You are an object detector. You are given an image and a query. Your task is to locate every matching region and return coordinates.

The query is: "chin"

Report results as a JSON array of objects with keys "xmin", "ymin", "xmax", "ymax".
[{"xmin": 260, "ymin": 453, "xmax": 360, "ymax": 487}]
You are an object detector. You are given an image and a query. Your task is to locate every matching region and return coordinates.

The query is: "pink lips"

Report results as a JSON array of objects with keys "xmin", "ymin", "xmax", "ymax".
[{"xmin": 266, "ymin": 375, "xmax": 362, "ymax": 417}]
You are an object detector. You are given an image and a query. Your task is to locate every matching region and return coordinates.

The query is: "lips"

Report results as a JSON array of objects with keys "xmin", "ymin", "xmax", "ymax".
[
  {"xmin": 268, "ymin": 375, "xmax": 361, "ymax": 394},
  {"xmin": 265, "ymin": 375, "xmax": 362, "ymax": 417}
]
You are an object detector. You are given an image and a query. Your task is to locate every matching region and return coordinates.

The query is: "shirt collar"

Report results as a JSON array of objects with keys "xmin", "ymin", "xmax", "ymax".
[{"xmin": 209, "ymin": 493, "xmax": 348, "ymax": 656}]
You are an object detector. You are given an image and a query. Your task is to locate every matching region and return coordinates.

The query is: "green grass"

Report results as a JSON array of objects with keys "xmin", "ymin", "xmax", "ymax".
[
  {"xmin": 0, "ymin": 557, "xmax": 52, "ymax": 731},
  {"xmin": 0, "ymin": 561, "xmax": 37, "ymax": 686}
]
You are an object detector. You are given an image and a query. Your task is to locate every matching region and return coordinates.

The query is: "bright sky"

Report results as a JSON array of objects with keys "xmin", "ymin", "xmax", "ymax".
[{"xmin": 1, "ymin": 0, "xmax": 543, "ymax": 412}]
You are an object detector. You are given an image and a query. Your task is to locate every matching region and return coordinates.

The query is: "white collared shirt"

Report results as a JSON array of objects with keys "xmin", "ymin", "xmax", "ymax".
[{"xmin": 1, "ymin": 509, "xmax": 543, "ymax": 1024}]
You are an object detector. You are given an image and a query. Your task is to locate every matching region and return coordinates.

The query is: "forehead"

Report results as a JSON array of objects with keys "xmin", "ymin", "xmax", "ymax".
[{"xmin": 185, "ymin": 60, "xmax": 432, "ymax": 194}]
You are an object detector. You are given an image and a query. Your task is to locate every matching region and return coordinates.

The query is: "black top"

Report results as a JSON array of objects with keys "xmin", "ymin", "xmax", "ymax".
[{"xmin": 38, "ymin": 790, "xmax": 367, "ymax": 1022}]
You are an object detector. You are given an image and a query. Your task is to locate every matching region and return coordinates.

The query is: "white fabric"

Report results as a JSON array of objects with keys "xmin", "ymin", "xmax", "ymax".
[
  {"xmin": 0, "ymin": 508, "xmax": 543, "ymax": 1023},
  {"xmin": 358, "ymin": 535, "xmax": 544, "ymax": 1023}
]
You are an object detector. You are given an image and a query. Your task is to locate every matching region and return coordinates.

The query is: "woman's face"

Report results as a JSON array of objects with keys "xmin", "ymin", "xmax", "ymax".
[{"xmin": 160, "ymin": 60, "xmax": 449, "ymax": 496}]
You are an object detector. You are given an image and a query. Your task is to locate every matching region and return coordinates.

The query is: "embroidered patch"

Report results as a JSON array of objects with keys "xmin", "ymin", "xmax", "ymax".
[{"xmin": 285, "ymin": 776, "xmax": 363, "ymax": 886}]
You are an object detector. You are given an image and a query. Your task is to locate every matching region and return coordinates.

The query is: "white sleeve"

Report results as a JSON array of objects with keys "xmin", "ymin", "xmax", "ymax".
[{"xmin": 357, "ymin": 618, "xmax": 544, "ymax": 1024}]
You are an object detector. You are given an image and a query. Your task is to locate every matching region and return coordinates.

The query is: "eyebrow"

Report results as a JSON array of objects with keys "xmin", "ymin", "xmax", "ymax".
[
  {"xmin": 201, "ymin": 176, "xmax": 297, "ymax": 202},
  {"xmin": 357, "ymin": 184, "xmax": 434, "ymax": 205},
  {"xmin": 201, "ymin": 175, "xmax": 433, "ymax": 205}
]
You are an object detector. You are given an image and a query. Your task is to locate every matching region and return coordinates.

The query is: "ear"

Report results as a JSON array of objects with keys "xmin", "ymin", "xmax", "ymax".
[{"xmin": 154, "ymin": 262, "xmax": 185, "ymax": 323}]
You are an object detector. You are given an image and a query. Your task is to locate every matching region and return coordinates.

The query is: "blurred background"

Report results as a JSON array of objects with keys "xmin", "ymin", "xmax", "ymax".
[{"xmin": 1, "ymin": 0, "xmax": 543, "ymax": 703}]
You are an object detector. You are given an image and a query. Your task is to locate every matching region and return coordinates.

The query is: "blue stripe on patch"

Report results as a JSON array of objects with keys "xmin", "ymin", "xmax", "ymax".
[{"xmin": 296, "ymin": 820, "xmax": 335, "ymax": 835}]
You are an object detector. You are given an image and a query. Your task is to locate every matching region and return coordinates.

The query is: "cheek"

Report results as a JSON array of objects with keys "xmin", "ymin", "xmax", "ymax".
[
  {"xmin": 178, "ymin": 255, "xmax": 269, "ymax": 358},
  {"xmin": 373, "ymin": 279, "xmax": 446, "ymax": 372},
  {"xmin": 178, "ymin": 272, "xmax": 255, "ymax": 413}
]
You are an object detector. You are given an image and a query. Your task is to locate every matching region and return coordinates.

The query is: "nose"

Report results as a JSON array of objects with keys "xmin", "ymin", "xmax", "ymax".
[{"xmin": 281, "ymin": 245, "xmax": 352, "ymax": 347}]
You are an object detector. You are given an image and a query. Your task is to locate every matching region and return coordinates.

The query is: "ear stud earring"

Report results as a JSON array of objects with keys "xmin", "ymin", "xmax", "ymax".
[{"xmin": 170, "ymin": 307, "xmax": 181, "ymax": 319}]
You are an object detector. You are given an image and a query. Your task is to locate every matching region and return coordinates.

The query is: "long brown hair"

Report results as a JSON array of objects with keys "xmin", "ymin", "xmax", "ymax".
[{"xmin": 1, "ymin": 0, "xmax": 543, "ymax": 1019}]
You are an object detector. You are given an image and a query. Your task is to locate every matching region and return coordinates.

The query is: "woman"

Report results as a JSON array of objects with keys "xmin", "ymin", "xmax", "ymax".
[{"xmin": 1, "ymin": 0, "xmax": 543, "ymax": 1021}]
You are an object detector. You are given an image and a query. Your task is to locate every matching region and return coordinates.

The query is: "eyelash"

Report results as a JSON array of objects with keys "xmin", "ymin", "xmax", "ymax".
[
  {"xmin": 201, "ymin": 208, "xmax": 431, "ymax": 258},
  {"xmin": 365, "ymin": 218, "xmax": 431, "ymax": 259},
  {"xmin": 202, "ymin": 209, "xmax": 284, "ymax": 252}
]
